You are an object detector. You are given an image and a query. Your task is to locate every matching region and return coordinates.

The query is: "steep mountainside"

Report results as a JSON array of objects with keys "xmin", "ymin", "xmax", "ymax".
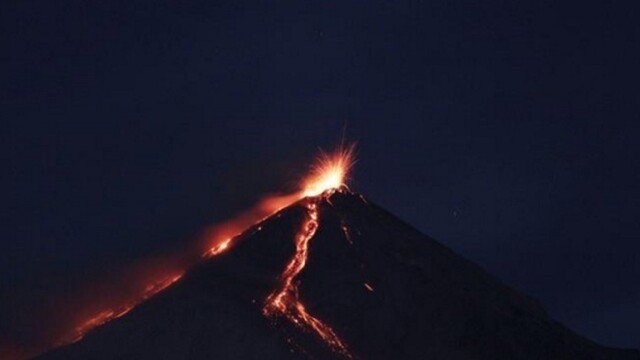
[{"xmin": 38, "ymin": 191, "xmax": 640, "ymax": 360}]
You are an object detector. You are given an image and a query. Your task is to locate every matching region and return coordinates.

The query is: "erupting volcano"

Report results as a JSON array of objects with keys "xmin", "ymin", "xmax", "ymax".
[
  {"xmin": 22, "ymin": 146, "xmax": 356, "ymax": 360},
  {"xmin": 18, "ymin": 145, "xmax": 640, "ymax": 360}
]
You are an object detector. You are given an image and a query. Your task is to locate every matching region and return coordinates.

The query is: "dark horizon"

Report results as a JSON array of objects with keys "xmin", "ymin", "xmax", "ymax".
[{"xmin": 1, "ymin": 0, "xmax": 639, "ymax": 354}]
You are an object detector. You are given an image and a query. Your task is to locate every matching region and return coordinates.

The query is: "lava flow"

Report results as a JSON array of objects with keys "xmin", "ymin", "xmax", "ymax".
[
  {"xmin": 17, "ymin": 145, "xmax": 356, "ymax": 360},
  {"xmin": 230, "ymin": 144, "xmax": 355, "ymax": 357},
  {"xmin": 263, "ymin": 198, "xmax": 352, "ymax": 358},
  {"xmin": 260, "ymin": 144, "xmax": 355, "ymax": 357}
]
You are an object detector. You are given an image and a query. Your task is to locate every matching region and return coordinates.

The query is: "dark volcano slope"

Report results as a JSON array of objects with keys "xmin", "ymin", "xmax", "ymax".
[{"xmin": 38, "ymin": 191, "xmax": 639, "ymax": 360}]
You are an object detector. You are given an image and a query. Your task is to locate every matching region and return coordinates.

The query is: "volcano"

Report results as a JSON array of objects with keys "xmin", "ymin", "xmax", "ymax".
[{"xmin": 36, "ymin": 187, "xmax": 639, "ymax": 360}]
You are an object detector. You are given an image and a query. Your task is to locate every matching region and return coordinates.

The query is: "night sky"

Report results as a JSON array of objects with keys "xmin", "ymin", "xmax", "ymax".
[{"xmin": 1, "ymin": 0, "xmax": 639, "ymax": 350}]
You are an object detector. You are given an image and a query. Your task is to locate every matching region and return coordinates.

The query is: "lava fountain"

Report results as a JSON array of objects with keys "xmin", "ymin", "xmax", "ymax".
[{"xmin": 203, "ymin": 143, "xmax": 356, "ymax": 257}]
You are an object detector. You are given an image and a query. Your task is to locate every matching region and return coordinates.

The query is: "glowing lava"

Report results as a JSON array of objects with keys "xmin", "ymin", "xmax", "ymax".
[
  {"xmin": 202, "ymin": 192, "xmax": 302, "ymax": 258},
  {"xmin": 260, "ymin": 145, "xmax": 354, "ymax": 357},
  {"xmin": 203, "ymin": 144, "xmax": 355, "ymax": 257},
  {"xmin": 263, "ymin": 198, "xmax": 352, "ymax": 358},
  {"xmin": 26, "ymin": 144, "xmax": 356, "ymax": 360},
  {"xmin": 302, "ymin": 144, "xmax": 355, "ymax": 197},
  {"xmin": 212, "ymin": 144, "xmax": 356, "ymax": 358}
]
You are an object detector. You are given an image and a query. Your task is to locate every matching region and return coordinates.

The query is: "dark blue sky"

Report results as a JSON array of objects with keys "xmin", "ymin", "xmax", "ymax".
[{"xmin": 1, "ymin": 0, "xmax": 639, "ymax": 349}]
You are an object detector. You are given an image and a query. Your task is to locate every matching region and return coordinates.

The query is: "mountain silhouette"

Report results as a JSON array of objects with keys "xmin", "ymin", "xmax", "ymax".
[{"xmin": 37, "ymin": 190, "xmax": 640, "ymax": 360}]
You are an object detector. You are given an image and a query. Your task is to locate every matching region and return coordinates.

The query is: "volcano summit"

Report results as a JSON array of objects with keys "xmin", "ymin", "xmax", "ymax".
[
  {"xmin": 31, "ymin": 148, "xmax": 639, "ymax": 360},
  {"xmin": 37, "ymin": 188, "xmax": 638, "ymax": 360}
]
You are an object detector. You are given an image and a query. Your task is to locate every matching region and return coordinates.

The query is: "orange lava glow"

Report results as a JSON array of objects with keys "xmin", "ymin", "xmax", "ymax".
[
  {"xmin": 201, "ymin": 145, "xmax": 355, "ymax": 357},
  {"xmin": 341, "ymin": 221, "xmax": 353, "ymax": 245},
  {"xmin": 302, "ymin": 144, "xmax": 356, "ymax": 197},
  {"xmin": 56, "ymin": 272, "xmax": 184, "ymax": 347},
  {"xmin": 203, "ymin": 144, "xmax": 356, "ymax": 257},
  {"xmin": 263, "ymin": 199, "xmax": 352, "ymax": 358},
  {"xmin": 202, "ymin": 193, "xmax": 302, "ymax": 258},
  {"xmin": 8, "ymin": 144, "xmax": 357, "ymax": 360}
]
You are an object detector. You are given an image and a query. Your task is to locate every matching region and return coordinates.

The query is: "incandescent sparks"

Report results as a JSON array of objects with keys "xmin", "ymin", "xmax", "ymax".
[
  {"xmin": 204, "ymin": 144, "xmax": 356, "ymax": 257},
  {"xmin": 302, "ymin": 145, "xmax": 356, "ymax": 197}
]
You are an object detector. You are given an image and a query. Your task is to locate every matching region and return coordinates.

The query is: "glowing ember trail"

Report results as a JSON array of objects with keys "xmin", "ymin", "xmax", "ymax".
[{"xmin": 263, "ymin": 198, "xmax": 352, "ymax": 358}]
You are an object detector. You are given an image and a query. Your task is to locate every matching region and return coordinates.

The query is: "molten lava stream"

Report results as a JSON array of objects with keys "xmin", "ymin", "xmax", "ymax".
[
  {"xmin": 23, "ymin": 144, "xmax": 357, "ymax": 360},
  {"xmin": 263, "ymin": 198, "xmax": 352, "ymax": 359}
]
